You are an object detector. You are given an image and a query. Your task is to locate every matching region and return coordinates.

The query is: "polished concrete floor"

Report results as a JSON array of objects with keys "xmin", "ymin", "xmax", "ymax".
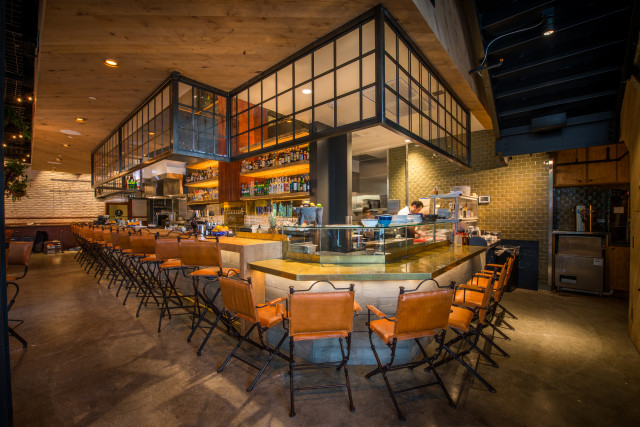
[{"xmin": 7, "ymin": 252, "xmax": 640, "ymax": 426}]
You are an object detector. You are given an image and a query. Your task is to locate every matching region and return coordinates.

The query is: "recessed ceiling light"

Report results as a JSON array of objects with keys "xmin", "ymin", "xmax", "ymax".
[
  {"xmin": 67, "ymin": 136, "xmax": 74, "ymax": 139},
  {"xmin": 149, "ymin": 132, "xmax": 155, "ymax": 135},
  {"xmin": 75, "ymin": 117, "xmax": 86, "ymax": 122},
  {"xmin": 60, "ymin": 129, "xmax": 82, "ymax": 135},
  {"xmin": 27, "ymin": 96, "xmax": 33, "ymax": 101},
  {"xmin": 301, "ymin": 89, "xmax": 312, "ymax": 95},
  {"xmin": 55, "ymin": 158, "xmax": 62, "ymax": 162},
  {"xmin": 47, "ymin": 161, "xmax": 61, "ymax": 165},
  {"xmin": 104, "ymin": 58, "xmax": 119, "ymax": 67},
  {"xmin": 404, "ymin": 139, "xmax": 411, "ymax": 142},
  {"xmin": 88, "ymin": 96, "xmax": 97, "ymax": 100},
  {"xmin": 63, "ymin": 144, "xmax": 71, "ymax": 148}
]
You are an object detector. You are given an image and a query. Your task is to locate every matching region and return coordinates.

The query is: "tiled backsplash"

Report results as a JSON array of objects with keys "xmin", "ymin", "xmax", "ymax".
[{"xmin": 553, "ymin": 186, "xmax": 625, "ymax": 232}]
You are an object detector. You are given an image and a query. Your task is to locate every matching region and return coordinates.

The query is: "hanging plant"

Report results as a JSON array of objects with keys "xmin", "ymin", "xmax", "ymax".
[
  {"xmin": 4, "ymin": 106, "xmax": 32, "ymax": 140},
  {"xmin": 4, "ymin": 159, "xmax": 31, "ymax": 201}
]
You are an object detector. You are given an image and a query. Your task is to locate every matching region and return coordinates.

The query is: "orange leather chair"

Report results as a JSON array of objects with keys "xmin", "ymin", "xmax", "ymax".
[
  {"xmin": 216, "ymin": 274, "xmax": 289, "ymax": 393},
  {"xmin": 179, "ymin": 238, "xmax": 237, "ymax": 355},
  {"xmin": 433, "ymin": 271, "xmax": 498, "ymax": 393},
  {"xmin": 287, "ymin": 281, "xmax": 359, "ymax": 418},
  {"xmin": 6, "ymin": 241, "xmax": 34, "ymax": 347},
  {"xmin": 365, "ymin": 280, "xmax": 455, "ymax": 421}
]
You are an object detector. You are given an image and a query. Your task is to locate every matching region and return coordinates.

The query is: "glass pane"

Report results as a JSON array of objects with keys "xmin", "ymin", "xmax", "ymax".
[
  {"xmin": 411, "ymin": 53, "xmax": 420, "ymax": 83},
  {"xmin": 362, "ymin": 53, "xmax": 375, "ymax": 86},
  {"xmin": 314, "ymin": 102, "xmax": 334, "ymax": 130},
  {"xmin": 249, "ymin": 82, "xmax": 261, "ymax": 107},
  {"xmin": 336, "ymin": 93, "xmax": 360, "ymax": 127},
  {"xmin": 410, "ymin": 79, "xmax": 420, "ymax": 109},
  {"xmin": 238, "ymin": 111, "xmax": 249, "ymax": 133},
  {"xmin": 216, "ymin": 115, "xmax": 227, "ymax": 137},
  {"xmin": 278, "ymin": 64, "xmax": 293, "ymax": 94},
  {"xmin": 263, "ymin": 97, "xmax": 277, "ymax": 116},
  {"xmin": 398, "ymin": 40, "xmax": 409, "ymax": 71},
  {"xmin": 430, "ymin": 121, "xmax": 439, "ymax": 145},
  {"xmin": 385, "ymin": 56, "xmax": 396, "ymax": 91},
  {"xmin": 429, "ymin": 75, "xmax": 439, "ymax": 101},
  {"xmin": 178, "ymin": 82, "xmax": 193, "ymax": 106},
  {"xmin": 277, "ymin": 116, "xmax": 294, "ymax": 144},
  {"xmin": 411, "ymin": 108, "xmax": 420, "ymax": 136},
  {"xmin": 237, "ymin": 132, "xmax": 248, "ymax": 154},
  {"xmin": 336, "ymin": 28, "xmax": 359, "ymax": 66},
  {"xmin": 249, "ymin": 127, "xmax": 262, "ymax": 151},
  {"xmin": 238, "ymin": 89, "xmax": 249, "ymax": 112},
  {"xmin": 420, "ymin": 115, "xmax": 429, "ymax": 141},
  {"xmin": 249, "ymin": 107, "xmax": 261, "ymax": 130},
  {"xmin": 421, "ymin": 65, "xmax": 429, "ymax": 91},
  {"xmin": 314, "ymin": 43, "xmax": 334, "ymax": 76},
  {"xmin": 263, "ymin": 73, "xmax": 276, "ymax": 101},
  {"xmin": 385, "ymin": 88, "xmax": 397, "ymax": 123},
  {"xmin": 399, "ymin": 99, "xmax": 409, "ymax": 130},
  {"xmin": 314, "ymin": 72, "xmax": 334, "ymax": 104},
  {"xmin": 362, "ymin": 88, "xmax": 375, "ymax": 119},
  {"xmin": 362, "ymin": 20, "xmax": 375, "ymax": 53},
  {"xmin": 278, "ymin": 89, "xmax": 293, "ymax": 116},
  {"xmin": 399, "ymin": 69, "xmax": 410, "ymax": 100},
  {"xmin": 295, "ymin": 109, "xmax": 312, "ymax": 136},
  {"xmin": 336, "ymin": 61, "xmax": 359, "ymax": 96},
  {"xmin": 295, "ymin": 85, "xmax": 313, "ymax": 111},
  {"xmin": 295, "ymin": 54, "xmax": 312, "ymax": 84},
  {"xmin": 384, "ymin": 23, "xmax": 396, "ymax": 58}
]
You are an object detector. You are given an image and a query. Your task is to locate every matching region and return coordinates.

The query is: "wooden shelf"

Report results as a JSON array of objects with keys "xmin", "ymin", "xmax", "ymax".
[
  {"xmin": 184, "ymin": 178, "xmax": 219, "ymax": 188},
  {"xmin": 187, "ymin": 200, "xmax": 219, "ymax": 206},
  {"xmin": 186, "ymin": 159, "xmax": 219, "ymax": 170},
  {"xmin": 241, "ymin": 192, "xmax": 310, "ymax": 201},
  {"xmin": 240, "ymin": 161, "xmax": 309, "ymax": 179}
]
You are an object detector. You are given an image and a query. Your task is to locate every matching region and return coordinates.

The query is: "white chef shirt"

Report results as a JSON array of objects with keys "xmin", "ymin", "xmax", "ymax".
[{"xmin": 397, "ymin": 206, "xmax": 411, "ymax": 215}]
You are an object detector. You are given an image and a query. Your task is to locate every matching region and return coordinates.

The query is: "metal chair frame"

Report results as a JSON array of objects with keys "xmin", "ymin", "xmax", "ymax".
[{"xmin": 365, "ymin": 278, "xmax": 455, "ymax": 421}]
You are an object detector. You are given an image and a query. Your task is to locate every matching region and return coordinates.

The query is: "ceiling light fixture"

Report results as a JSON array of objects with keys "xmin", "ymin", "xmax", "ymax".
[
  {"xmin": 75, "ymin": 117, "xmax": 86, "ymax": 122},
  {"xmin": 88, "ymin": 96, "xmax": 97, "ymax": 100},
  {"xmin": 542, "ymin": 8, "xmax": 555, "ymax": 36},
  {"xmin": 12, "ymin": 135, "xmax": 16, "ymax": 139},
  {"xmin": 60, "ymin": 129, "xmax": 82, "ymax": 135},
  {"xmin": 2, "ymin": 144, "xmax": 6, "ymax": 147},
  {"xmin": 63, "ymin": 144, "xmax": 71, "ymax": 148},
  {"xmin": 16, "ymin": 97, "xmax": 22, "ymax": 102},
  {"xmin": 302, "ymin": 88, "xmax": 312, "ymax": 95},
  {"xmin": 18, "ymin": 134, "xmax": 23, "ymax": 138},
  {"xmin": 149, "ymin": 131, "xmax": 155, "ymax": 135},
  {"xmin": 55, "ymin": 157, "xmax": 62, "ymax": 162},
  {"xmin": 404, "ymin": 139, "xmax": 411, "ymax": 142},
  {"xmin": 27, "ymin": 96, "xmax": 33, "ymax": 101},
  {"xmin": 22, "ymin": 158, "xmax": 26, "ymax": 162},
  {"xmin": 104, "ymin": 58, "xmax": 119, "ymax": 67}
]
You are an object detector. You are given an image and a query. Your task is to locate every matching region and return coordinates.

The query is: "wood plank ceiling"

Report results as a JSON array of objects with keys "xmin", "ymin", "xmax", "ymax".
[{"xmin": 32, "ymin": 0, "xmax": 491, "ymax": 174}]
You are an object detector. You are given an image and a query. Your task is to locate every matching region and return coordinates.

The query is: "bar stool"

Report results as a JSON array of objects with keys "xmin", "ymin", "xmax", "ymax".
[
  {"xmin": 6, "ymin": 241, "xmax": 34, "ymax": 347},
  {"xmin": 155, "ymin": 236, "xmax": 190, "ymax": 333},
  {"xmin": 128, "ymin": 234, "xmax": 160, "ymax": 312},
  {"xmin": 216, "ymin": 274, "xmax": 289, "ymax": 393},
  {"xmin": 179, "ymin": 238, "xmax": 237, "ymax": 355},
  {"xmin": 365, "ymin": 280, "xmax": 455, "ymax": 421},
  {"xmin": 433, "ymin": 272, "xmax": 498, "ymax": 393},
  {"xmin": 287, "ymin": 281, "xmax": 358, "ymax": 418}
]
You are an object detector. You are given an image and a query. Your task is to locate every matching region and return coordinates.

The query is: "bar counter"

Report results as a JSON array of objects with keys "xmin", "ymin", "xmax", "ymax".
[{"xmin": 248, "ymin": 243, "xmax": 490, "ymax": 364}]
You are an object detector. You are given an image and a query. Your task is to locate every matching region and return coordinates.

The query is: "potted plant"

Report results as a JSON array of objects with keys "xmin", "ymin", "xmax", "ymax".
[{"xmin": 4, "ymin": 159, "xmax": 30, "ymax": 201}]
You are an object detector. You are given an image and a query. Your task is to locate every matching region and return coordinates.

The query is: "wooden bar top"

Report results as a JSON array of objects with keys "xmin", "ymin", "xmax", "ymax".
[{"xmin": 248, "ymin": 244, "xmax": 487, "ymax": 281}]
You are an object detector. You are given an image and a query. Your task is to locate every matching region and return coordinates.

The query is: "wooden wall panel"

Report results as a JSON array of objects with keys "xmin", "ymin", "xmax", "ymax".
[{"xmin": 218, "ymin": 161, "xmax": 242, "ymax": 202}]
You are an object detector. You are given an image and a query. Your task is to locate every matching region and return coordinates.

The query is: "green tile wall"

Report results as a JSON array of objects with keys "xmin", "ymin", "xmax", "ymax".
[{"xmin": 389, "ymin": 130, "xmax": 551, "ymax": 287}]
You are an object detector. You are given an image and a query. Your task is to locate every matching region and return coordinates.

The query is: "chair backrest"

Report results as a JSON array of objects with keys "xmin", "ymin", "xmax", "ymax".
[
  {"xmin": 130, "ymin": 235, "xmax": 156, "ymax": 256},
  {"xmin": 394, "ymin": 289, "xmax": 454, "ymax": 340},
  {"xmin": 476, "ymin": 274, "xmax": 497, "ymax": 323},
  {"xmin": 155, "ymin": 237, "xmax": 180, "ymax": 261},
  {"xmin": 289, "ymin": 289, "xmax": 354, "ymax": 337},
  {"xmin": 178, "ymin": 239, "xmax": 222, "ymax": 269},
  {"xmin": 102, "ymin": 229, "xmax": 113, "ymax": 245},
  {"xmin": 219, "ymin": 276, "xmax": 259, "ymax": 324},
  {"xmin": 115, "ymin": 231, "xmax": 131, "ymax": 250},
  {"xmin": 492, "ymin": 257, "xmax": 514, "ymax": 302},
  {"xmin": 7, "ymin": 241, "xmax": 34, "ymax": 267},
  {"xmin": 92, "ymin": 228, "xmax": 105, "ymax": 243}
]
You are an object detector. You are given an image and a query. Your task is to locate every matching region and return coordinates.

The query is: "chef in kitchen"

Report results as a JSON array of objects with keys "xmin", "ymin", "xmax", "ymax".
[{"xmin": 398, "ymin": 200, "xmax": 423, "ymax": 215}]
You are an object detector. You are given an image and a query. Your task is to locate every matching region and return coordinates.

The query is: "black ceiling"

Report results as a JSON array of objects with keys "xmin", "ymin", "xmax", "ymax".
[
  {"xmin": 3, "ymin": 0, "xmax": 38, "ymax": 163},
  {"xmin": 473, "ymin": 0, "xmax": 640, "ymax": 155}
]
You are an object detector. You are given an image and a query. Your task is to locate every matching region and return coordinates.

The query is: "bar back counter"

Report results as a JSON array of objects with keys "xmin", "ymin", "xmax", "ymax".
[{"xmin": 247, "ymin": 222, "xmax": 492, "ymax": 364}]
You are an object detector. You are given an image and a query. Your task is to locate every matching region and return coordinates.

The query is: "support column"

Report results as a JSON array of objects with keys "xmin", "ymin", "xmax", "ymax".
[{"xmin": 310, "ymin": 133, "xmax": 352, "ymax": 225}]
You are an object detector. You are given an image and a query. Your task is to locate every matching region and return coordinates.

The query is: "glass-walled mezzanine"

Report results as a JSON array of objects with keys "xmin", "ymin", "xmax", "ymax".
[{"xmin": 91, "ymin": 5, "xmax": 470, "ymax": 190}]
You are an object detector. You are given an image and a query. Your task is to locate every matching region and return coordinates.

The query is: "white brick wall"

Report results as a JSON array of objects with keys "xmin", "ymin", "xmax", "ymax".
[{"xmin": 4, "ymin": 168, "xmax": 105, "ymax": 224}]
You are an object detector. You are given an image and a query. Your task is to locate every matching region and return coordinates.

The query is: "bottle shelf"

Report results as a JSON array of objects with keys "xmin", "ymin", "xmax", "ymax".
[
  {"xmin": 187, "ymin": 200, "xmax": 219, "ymax": 206},
  {"xmin": 240, "ymin": 160, "xmax": 309, "ymax": 179},
  {"xmin": 185, "ymin": 159, "xmax": 219, "ymax": 170},
  {"xmin": 184, "ymin": 179, "xmax": 219, "ymax": 188},
  {"xmin": 241, "ymin": 192, "xmax": 310, "ymax": 201}
]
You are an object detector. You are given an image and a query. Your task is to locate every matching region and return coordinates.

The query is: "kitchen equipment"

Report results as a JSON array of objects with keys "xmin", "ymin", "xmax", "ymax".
[
  {"xmin": 554, "ymin": 234, "xmax": 604, "ymax": 294},
  {"xmin": 451, "ymin": 185, "xmax": 471, "ymax": 196},
  {"xmin": 361, "ymin": 219, "xmax": 378, "ymax": 227}
]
